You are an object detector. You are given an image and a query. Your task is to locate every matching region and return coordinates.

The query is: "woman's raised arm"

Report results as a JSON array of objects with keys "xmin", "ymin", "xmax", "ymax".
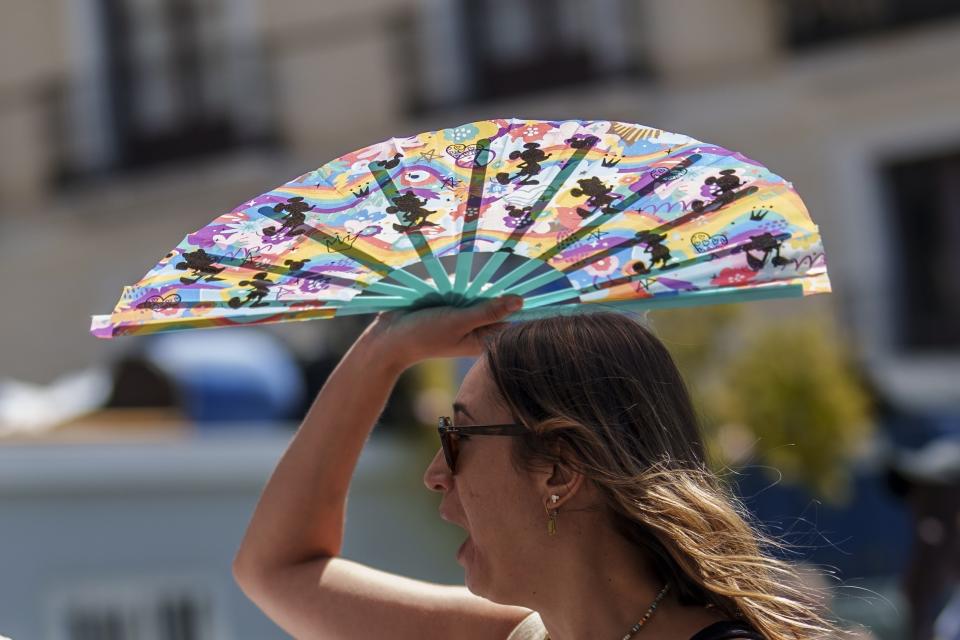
[{"xmin": 231, "ymin": 295, "xmax": 530, "ymax": 639}]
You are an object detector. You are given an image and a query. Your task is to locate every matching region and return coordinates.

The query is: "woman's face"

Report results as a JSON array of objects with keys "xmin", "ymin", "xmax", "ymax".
[{"xmin": 422, "ymin": 356, "xmax": 544, "ymax": 602}]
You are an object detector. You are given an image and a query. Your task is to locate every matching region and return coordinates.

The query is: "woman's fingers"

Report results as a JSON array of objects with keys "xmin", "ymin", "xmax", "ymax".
[
  {"xmin": 360, "ymin": 296, "xmax": 524, "ymax": 368},
  {"xmin": 454, "ymin": 295, "xmax": 524, "ymax": 332}
]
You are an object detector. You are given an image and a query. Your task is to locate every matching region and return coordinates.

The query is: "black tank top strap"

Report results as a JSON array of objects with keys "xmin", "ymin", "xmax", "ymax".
[{"xmin": 688, "ymin": 620, "xmax": 764, "ymax": 640}]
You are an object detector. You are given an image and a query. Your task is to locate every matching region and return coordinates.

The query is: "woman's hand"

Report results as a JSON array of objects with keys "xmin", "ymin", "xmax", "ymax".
[{"xmin": 357, "ymin": 295, "xmax": 524, "ymax": 372}]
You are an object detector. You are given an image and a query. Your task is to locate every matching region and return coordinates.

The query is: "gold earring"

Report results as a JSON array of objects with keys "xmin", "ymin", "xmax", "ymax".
[{"xmin": 546, "ymin": 494, "xmax": 560, "ymax": 536}]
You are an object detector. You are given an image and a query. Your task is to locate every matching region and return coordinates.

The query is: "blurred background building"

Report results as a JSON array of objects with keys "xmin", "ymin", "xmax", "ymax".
[{"xmin": 1, "ymin": 1, "xmax": 959, "ymax": 639}]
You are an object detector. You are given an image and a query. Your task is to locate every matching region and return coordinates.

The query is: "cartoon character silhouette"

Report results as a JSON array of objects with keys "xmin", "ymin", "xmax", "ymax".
[
  {"xmin": 387, "ymin": 190, "xmax": 438, "ymax": 233},
  {"xmin": 741, "ymin": 233, "xmax": 788, "ymax": 271},
  {"xmin": 374, "ymin": 152, "xmax": 403, "ymax": 170},
  {"xmin": 565, "ymin": 135, "xmax": 599, "ymax": 150},
  {"xmin": 691, "ymin": 169, "xmax": 746, "ymax": 213},
  {"xmin": 264, "ymin": 197, "xmax": 312, "ymax": 238},
  {"xmin": 570, "ymin": 177, "xmax": 622, "ymax": 218},
  {"xmin": 175, "ymin": 248, "xmax": 225, "ymax": 285},
  {"xmin": 229, "ymin": 272, "xmax": 273, "ymax": 308},
  {"xmin": 284, "ymin": 258, "xmax": 307, "ymax": 272},
  {"xmin": 496, "ymin": 142, "xmax": 552, "ymax": 186},
  {"xmin": 630, "ymin": 231, "xmax": 671, "ymax": 274},
  {"xmin": 504, "ymin": 204, "xmax": 534, "ymax": 228}
]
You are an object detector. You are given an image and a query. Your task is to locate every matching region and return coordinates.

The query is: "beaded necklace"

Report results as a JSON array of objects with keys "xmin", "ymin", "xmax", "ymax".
[{"xmin": 543, "ymin": 583, "xmax": 670, "ymax": 640}]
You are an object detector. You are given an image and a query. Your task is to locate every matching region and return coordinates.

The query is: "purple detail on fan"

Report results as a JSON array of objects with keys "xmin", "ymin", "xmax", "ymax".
[
  {"xmin": 691, "ymin": 232, "xmax": 728, "ymax": 253},
  {"xmin": 648, "ymin": 166, "xmax": 687, "ymax": 182},
  {"xmin": 633, "ymin": 200, "xmax": 693, "ymax": 215},
  {"xmin": 446, "ymin": 144, "xmax": 495, "ymax": 168},
  {"xmin": 557, "ymin": 228, "xmax": 606, "ymax": 250},
  {"xmin": 556, "ymin": 235, "xmax": 622, "ymax": 263},
  {"xmin": 249, "ymin": 193, "xmax": 361, "ymax": 215},
  {"xmin": 656, "ymin": 277, "xmax": 699, "ymax": 292},
  {"xmin": 315, "ymin": 259, "xmax": 357, "ymax": 273},
  {"xmin": 299, "ymin": 276, "xmax": 333, "ymax": 293},
  {"xmin": 136, "ymin": 293, "xmax": 182, "ymax": 310},
  {"xmin": 504, "ymin": 205, "xmax": 534, "ymax": 228}
]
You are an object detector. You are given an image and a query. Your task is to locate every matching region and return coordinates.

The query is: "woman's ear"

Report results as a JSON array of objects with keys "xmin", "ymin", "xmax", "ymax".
[{"xmin": 542, "ymin": 458, "xmax": 587, "ymax": 510}]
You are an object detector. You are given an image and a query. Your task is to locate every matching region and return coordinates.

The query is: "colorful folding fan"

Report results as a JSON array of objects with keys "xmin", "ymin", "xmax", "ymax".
[{"xmin": 91, "ymin": 118, "xmax": 830, "ymax": 338}]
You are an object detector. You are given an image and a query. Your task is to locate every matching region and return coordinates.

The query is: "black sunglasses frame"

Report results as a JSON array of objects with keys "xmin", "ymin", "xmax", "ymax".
[{"xmin": 437, "ymin": 416, "xmax": 528, "ymax": 474}]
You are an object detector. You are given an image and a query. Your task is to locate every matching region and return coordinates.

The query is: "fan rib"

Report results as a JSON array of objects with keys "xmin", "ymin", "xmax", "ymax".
[
  {"xmin": 452, "ymin": 137, "xmax": 493, "ymax": 294},
  {"xmin": 522, "ymin": 231, "xmax": 793, "ymax": 307},
  {"xmin": 563, "ymin": 185, "xmax": 759, "ymax": 274},
  {"xmin": 464, "ymin": 130, "xmax": 598, "ymax": 297},
  {"xmin": 255, "ymin": 203, "xmax": 434, "ymax": 298},
  {"xmin": 518, "ymin": 282, "xmax": 806, "ymax": 316},
  {"xmin": 369, "ymin": 162, "xmax": 451, "ymax": 294},
  {"xmin": 189, "ymin": 249, "xmax": 362, "ymax": 292},
  {"xmin": 504, "ymin": 181, "xmax": 761, "ymax": 299},
  {"xmin": 490, "ymin": 152, "xmax": 706, "ymax": 297}
]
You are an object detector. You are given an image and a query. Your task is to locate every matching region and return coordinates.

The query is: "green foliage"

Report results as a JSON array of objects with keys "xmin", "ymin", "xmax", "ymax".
[{"xmin": 649, "ymin": 304, "xmax": 873, "ymax": 503}]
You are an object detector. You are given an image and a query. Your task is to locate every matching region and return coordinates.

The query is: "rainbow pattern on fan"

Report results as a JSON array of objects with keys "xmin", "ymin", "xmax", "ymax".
[{"xmin": 91, "ymin": 118, "xmax": 830, "ymax": 338}]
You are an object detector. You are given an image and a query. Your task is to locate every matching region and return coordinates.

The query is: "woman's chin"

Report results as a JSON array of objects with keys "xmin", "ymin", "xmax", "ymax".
[{"xmin": 456, "ymin": 534, "xmax": 472, "ymax": 565}]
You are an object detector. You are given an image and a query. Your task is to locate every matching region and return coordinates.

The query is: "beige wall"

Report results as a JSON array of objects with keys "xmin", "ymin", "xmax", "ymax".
[
  {"xmin": 0, "ymin": 0, "xmax": 69, "ymax": 207},
  {"xmin": 1, "ymin": 0, "xmax": 959, "ymax": 402}
]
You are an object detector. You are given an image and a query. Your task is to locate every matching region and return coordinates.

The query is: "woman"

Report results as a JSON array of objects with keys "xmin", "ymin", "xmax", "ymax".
[{"xmin": 232, "ymin": 295, "xmax": 845, "ymax": 639}]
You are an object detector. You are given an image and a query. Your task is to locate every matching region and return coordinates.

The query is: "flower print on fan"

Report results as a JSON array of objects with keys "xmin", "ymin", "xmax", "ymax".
[
  {"xmin": 710, "ymin": 266, "xmax": 758, "ymax": 287},
  {"xmin": 443, "ymin": 124, "xmax": 479, "ymax": 143},
  {"xmin": 210, "ymin": 211, "xmax": 270, "ymax": 247},
  {"xmin": 509, "ymin": 122, "xmax": 552, "ymax": 143},
  {"xmin": 584, "ymin": 255, "xmax": 621, "ymax": 278}
]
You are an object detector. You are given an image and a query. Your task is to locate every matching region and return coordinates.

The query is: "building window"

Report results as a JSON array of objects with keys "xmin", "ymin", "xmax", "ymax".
[
  {"xmin": 58, "ymin": 0, "xmax": 274, "ymax": 182},
  {"xmin": 49, "ymin": 578, "xmax": 218, "ymax": 640},
  {"xmin": 881, "ymin": 147, "xmax": 960, "ymax": 352},
  {"xmin": 778, "ymin": 0, "xmax": 960, "ymax": 49},
  {"xmin": 410, "ymin": 0, "xmax": 640, "ymax": 112}
]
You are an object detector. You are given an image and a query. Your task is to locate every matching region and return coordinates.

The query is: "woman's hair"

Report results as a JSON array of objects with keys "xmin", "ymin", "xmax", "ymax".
[{"xmin": 481, "ymin": 311, "xmax": 849, "ymax": 640}]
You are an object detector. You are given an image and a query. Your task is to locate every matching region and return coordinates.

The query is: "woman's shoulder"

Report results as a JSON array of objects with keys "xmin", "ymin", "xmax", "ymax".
[
  {"xmin": 506, "ymin": 613, "xmax": 763, "ymax": 640},
  {"xmin": 506, "ymin": 611, "xmax": 547, "ymax": 640}
]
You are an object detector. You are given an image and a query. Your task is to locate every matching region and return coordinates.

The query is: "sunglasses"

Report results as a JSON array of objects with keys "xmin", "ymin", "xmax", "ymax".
[{"xmin": 437, "ymin": 416, "xmax": 528, "ymax": 474}]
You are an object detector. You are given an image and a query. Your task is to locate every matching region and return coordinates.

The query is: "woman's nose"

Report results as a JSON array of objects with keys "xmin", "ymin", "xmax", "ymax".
[{"xmin": 423, "ymin": 446, "xmax": 452, "ymax": 492}]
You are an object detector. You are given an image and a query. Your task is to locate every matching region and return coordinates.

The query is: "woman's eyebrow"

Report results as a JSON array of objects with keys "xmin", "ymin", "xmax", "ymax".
[{"xmin": 452, "ymin": 402, "xmax": 474, "ymax": 421}]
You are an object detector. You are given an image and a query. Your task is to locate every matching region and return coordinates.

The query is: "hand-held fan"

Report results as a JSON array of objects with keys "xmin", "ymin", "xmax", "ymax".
[{"xmin": 91, "ymin": 118, "xmax": 830, "ymax": 338}]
